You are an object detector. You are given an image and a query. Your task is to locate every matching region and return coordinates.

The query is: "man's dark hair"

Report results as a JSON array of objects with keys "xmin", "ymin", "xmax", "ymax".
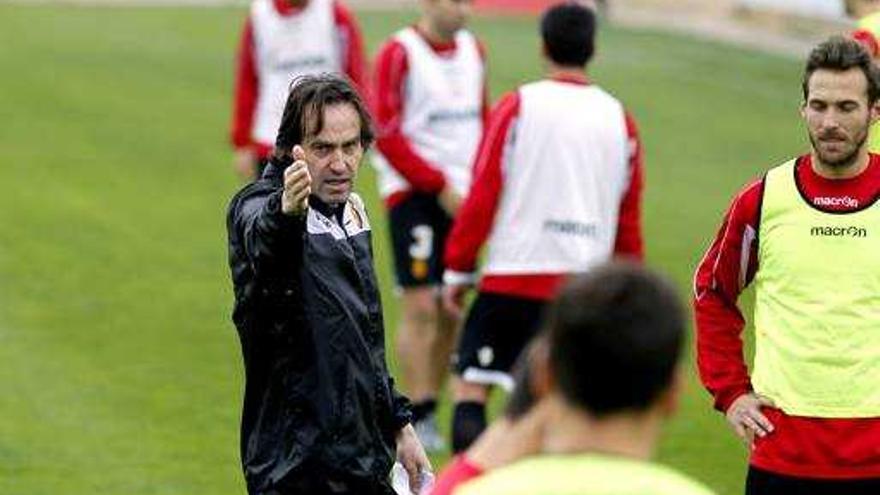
[
  {"xmin": 546, "ymin": 262, "xmax": 684, "ymax": 417},
  {"xmin": 272, "ymin": 74, "xmax": 374, "ymax": 166},
  {"xmin": 540, "ymin": 2, "xmax": 596, "ymax": 67},
  {"xmin": 802, "ymin": 35, "xmax": 880, "ymax": 105}
]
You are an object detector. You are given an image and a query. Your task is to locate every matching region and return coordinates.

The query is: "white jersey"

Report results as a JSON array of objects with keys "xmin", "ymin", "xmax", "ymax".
[
  {"xmin": 484, "ymin": 80, "xmax": 629, "ymax": 275},
  {"xmin": 373, "ymin": 27, "xmax": 484, "ymax": 199},
  {"xmin": 250, "ymin": 0, "xmax": 341, "ymax": 145}
]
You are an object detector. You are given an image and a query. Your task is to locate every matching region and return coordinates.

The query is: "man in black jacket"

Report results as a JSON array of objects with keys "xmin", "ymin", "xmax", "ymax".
[{"xmin": 227, "ymin": 74, "xmax": 430, "ymax": 495}]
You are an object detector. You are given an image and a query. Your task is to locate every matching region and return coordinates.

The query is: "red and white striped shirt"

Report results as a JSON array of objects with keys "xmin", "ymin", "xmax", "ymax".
[{"xmin": 694, "ymin": 153, "xmax": 880, "ymax": 479}]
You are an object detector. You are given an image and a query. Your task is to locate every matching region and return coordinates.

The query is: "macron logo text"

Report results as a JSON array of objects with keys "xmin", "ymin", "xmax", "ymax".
[
  {"xmin": 810, "ymin": 226, "xmax": 867, "ymax": 238},
  {"xmin": 813, "ymin": 196, "xmax": 859, "ymax": 209}
]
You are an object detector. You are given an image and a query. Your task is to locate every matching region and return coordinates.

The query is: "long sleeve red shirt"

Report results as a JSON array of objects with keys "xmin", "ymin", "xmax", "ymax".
[
  {"xmin": 372, "ymin": 28, "xmax": 490, "ymax": 207},
  {"xmin": 443, "ymin": 77, "xmax": 644, "ymax": 301},
  {"xmin": 229, "ymin": 0, "xmax": 368, "ymax": 158},
  {"xmin": 694, "ymin": 153, "xmax": 880, "ymax": 479}
]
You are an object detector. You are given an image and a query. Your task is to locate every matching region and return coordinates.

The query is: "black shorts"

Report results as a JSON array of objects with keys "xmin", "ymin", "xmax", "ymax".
[
  {"xmin": 746, "ymin": 466, "xmax": 880, "ymax": 495},
  {"xmin": 388, "ymin": 193, "xmax": 451, "ymax": 287},
  {"xmin": 452, "ymin": 292, "xmax": 547, "ymax": 390}
]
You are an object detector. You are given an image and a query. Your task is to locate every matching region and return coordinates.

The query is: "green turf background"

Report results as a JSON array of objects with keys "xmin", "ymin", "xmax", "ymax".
[{"xmin": 0, "ymin": 5, "xmax": 808, "ymax": 493}]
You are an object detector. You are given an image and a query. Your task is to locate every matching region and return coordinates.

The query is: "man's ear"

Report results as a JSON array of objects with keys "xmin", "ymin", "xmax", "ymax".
[{"xmin": 658, "ymin": 366, "xmax": 684, "ymax": 418}]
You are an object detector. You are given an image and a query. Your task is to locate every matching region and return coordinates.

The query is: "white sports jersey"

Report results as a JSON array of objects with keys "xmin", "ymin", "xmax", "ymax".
[
  {"xmin": 250, "ymin": 0, "xmax": 341, "ymax": 146},
  {"xmin": 484, "ymin": 80, "xmax": 629, "ymax": 275},
  {"xmin": 373, "ymin": 27, "xmax": 484, "ymax": 198}
]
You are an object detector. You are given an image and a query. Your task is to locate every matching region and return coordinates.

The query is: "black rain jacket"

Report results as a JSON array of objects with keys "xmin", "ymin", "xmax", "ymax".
[{"xmin": 226, "ymin": 164, "xmax": 411, "ymax": 494}]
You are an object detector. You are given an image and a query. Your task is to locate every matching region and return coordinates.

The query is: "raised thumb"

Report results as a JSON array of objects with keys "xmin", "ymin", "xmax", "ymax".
[{"xmin": 292, "ymin": 145, "xmax": 306, "ymax": 161}]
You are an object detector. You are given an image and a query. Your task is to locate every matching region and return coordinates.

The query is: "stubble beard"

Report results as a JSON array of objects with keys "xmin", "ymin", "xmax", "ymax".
[{"xmin": 809, "ymin": 120, "xmax": 870, "ymax": 171}]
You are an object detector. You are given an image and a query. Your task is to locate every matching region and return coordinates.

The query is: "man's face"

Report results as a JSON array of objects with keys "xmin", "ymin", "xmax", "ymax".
[
  {"xmin": 425, "ymin": 0, "xmax": 472, "ymax": 37},
  {"xmin": 802, "ymin": 67, "xmax": 877, "ymax": 169},
  {"xmin": 301, "ymin": 103, "xmax": 363, "ymax": 205}
]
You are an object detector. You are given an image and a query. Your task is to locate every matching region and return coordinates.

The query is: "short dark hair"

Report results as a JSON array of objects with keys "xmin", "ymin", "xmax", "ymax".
[
  {"xmin": 546, "ymin": 262, "xmax": 684, "ymax": 416},
  {"xmin": 802, "ymin": 35, "xmax": 880, "ymax": 105},
  {"xmin": 272, "ymin": 74, "xmax": 374, "ymax": 167},
  {"xmin": 540, "ymin": 2, "xmax": 596, "ymax": 67}
]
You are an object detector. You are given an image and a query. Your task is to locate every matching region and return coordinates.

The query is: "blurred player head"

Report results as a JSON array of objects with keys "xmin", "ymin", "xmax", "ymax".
[
  {"xmin": 844, "ymin": 0, "xmax": 880, "ymax": 18},
  {"xmin": 421, "ymin": 0, "xmax": 473, "ymax": 42},
  {"xmin": 543, "ymin": 262, "xmax": 685, "ymax": 418},
  {"xmin": 540, "ymin": 2, "xmax": 596, "ymax": 69},
  {"xmin": 274, "ymin": 74, "xmax": 374, "ymax": 205},
  {"xmin": 801, "ymin": 36, "xmax": 880, "ymax": 170}
]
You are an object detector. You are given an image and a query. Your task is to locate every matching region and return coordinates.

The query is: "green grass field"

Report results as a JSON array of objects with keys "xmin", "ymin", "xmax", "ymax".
[{"xmin": 0, "ymin": 4, "xmax": 809, "ymax": 494}]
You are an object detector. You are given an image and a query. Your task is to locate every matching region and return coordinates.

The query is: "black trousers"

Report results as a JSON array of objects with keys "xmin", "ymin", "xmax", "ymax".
[
  {"xmin": 260, "ymin": 463, "xmax": 396, "ymax": 495},
  {"xmin": 746, "ymin": 466, "xmax": 880, "ymax": 495}
]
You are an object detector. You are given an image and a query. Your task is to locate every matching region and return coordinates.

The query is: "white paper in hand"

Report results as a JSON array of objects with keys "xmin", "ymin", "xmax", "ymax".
[
  {"xmin": 390, "ymin": 462, "xmax": 435, "ymax": 495},
  {"xmin": 390, "ymin": 463, "xmax": 410, "ymax": 495},
  {"xmin": 418, "ymin": 470, "xmax": 435, "ymax": 494}
]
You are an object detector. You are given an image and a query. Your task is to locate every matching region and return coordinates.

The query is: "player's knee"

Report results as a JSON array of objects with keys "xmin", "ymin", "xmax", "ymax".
[
  {"xmin": 452, "ymin": 378, "xmax": 489, "ymax": 403},
  {"xmin": 401, "ymin": 287, "xmax": 440, "ymax": 326}
]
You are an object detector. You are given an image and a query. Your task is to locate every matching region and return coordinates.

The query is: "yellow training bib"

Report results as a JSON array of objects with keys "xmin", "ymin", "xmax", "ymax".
[
  {"xmin": 453, "ymin": 454, "xmax": 715, "ymax": 495},
  {"xmin": 752, "ymin": 159, "xmax": 880, "ymax": 417}
]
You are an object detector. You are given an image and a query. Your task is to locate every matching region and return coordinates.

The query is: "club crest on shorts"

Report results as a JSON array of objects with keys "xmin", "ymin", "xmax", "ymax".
[
  {"xmin": 477, "ymin": 346, "xmax": 494, "ymax": 367},
  {"xmin": 411, "ymin": 259, "xmax": 429, "ymax": 280}
]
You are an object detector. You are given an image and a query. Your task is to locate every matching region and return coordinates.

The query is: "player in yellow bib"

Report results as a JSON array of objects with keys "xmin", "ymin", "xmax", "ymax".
[
  {"xmin": 694, "ymin": 36, "xmax": 880, "ymax": 493},
  {"xmin": 453, "ymin": 263, "xmax": 715, "ymax": 495}
]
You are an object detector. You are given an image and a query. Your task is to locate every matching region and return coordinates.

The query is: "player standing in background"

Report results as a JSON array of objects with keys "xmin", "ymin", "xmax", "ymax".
[
  {"xmin": 229, "ymin": 0, "xmax": 368, "ymax": 180},
  {"xmin": 442, "ymin": 2, "xmax": 644, "ymax": 453},
  {"xmin": 372, "ymin": 0, "xmax": 489, "ymax": 452},
  {"xmin": 695, "ymin": 36, "xmax": 880, "ymax": 493},
  {"xmin": 848, "ymin": 0, "xmax": 880, "ymax": 57},
  {"xmin": 847, "ymin": 0, "xmax": 880, "ymax": 151}
]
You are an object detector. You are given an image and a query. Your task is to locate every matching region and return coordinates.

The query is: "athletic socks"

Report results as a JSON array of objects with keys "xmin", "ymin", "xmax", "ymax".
[
  {"xmin": 411, "ymin": 399, "xmax": 438, "ymax": 424},
  {"xmin": 451, "ymin": 401, "xmax": 486, "ymax": 453}
]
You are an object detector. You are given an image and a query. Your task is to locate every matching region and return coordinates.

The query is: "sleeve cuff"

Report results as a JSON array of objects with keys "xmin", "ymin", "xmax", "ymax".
[
  {"xmin": 265, "ymin": 190, "xmax": 308, "ymax": 227},
  {"xmin": 393, "ymin": 409, "xmax": 412, "ymax": 431},
  {"xmin": 443, "ymin": 269, "xmax": 476, "ymax": 286},
  {"xmin": 231, "ymin": 135, "xmax": 253, "ymax": 149},
  {"xmin": 426, "ymin": 173, "xmax": 447, "ymax": 194},
  {"xmin": 715, "ymin": 385, "xmax": 752, "ymax": 413}
]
